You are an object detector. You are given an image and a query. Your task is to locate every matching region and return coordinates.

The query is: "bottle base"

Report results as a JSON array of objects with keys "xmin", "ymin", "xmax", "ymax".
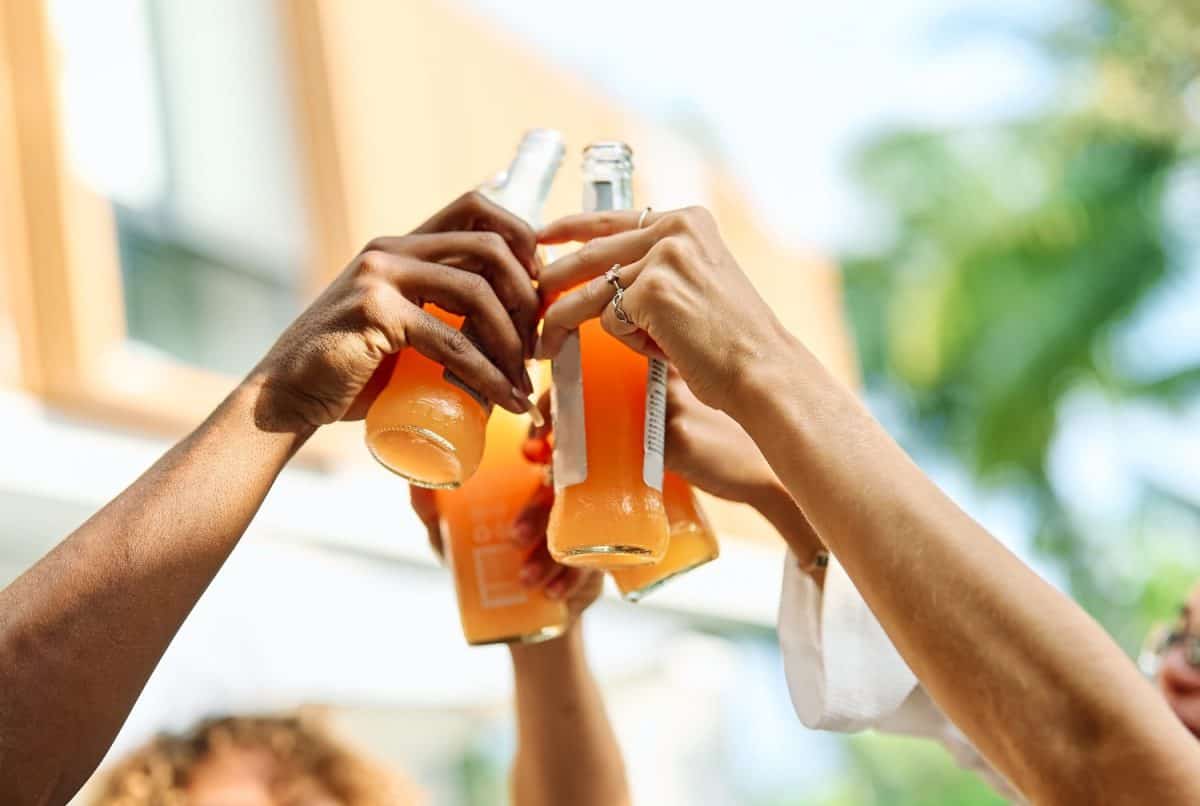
[
  {"xmin": 366, "ymin": 426, "xmax": 464, "ymax": 489},
  {"xmin": 554, "ymin": 544, "xmax": 661, "ymax": 569},
  {"xmin": 618, "ymin": 555, "xmax": 716, "ymax": 602},
  {"xmin": 465, "ymin": 624, "xmax": 567, "ymax": 647}
]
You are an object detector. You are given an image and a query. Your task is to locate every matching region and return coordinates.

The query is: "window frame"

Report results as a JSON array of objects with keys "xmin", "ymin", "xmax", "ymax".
[{"xmin": 0, "ymin": 0, "xmax": 350, "ymax": 459}]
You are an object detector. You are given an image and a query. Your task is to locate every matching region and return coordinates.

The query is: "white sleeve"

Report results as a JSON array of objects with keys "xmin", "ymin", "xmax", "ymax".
[
  {"xmin": 777, "ymin": 550, "xmax": 919, "ymax": 731},
  {"xmin": 778, "ymin": 551, "xmax": 1023, "ymax": 801}
]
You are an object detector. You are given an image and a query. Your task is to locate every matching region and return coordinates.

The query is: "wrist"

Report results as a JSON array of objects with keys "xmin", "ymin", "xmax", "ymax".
[
  {"xmin": 724, "ymin": 325, "xmax": 807, "ymax": 425},
  {"xmin": 236, "ymin": 371, "xmax": 320, "ymax": 444},
  {"xmin": 509, "ymin": 619, "xmax": 584, "ymax": 668}
]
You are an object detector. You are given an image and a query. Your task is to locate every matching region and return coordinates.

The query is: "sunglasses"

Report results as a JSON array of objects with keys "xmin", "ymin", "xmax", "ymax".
[{"xmin": 1140, "ymin": 623, "xmax": 1200, "ymax": 676}]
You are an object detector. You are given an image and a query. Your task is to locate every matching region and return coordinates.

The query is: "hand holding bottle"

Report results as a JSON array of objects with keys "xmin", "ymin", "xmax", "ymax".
[
  {"xmin": 252, "ymin": 192, "xmax": 539, "ymax": 434},
  {"xmin": 411, "ymin": 483, "xmax": 601, "ymax": 621},
  {"xmin": 535, "ymin": 206, "xmax": 792, "ymax": 415}
]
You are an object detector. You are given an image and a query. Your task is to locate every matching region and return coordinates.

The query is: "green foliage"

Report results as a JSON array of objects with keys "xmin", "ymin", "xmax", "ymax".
[
  {"xmin": 843, "ymin": 0, "xmax": 1200, "ymax": 634},
  {"xmin": 822, "ymin": 733, "xmax": 1008, "ymax": 806}
]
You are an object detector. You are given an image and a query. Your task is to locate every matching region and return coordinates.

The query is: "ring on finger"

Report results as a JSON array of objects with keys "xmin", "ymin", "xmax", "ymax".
[
  {"xmin": 604, "ymin": 264, "xmax": 633, "ymax": 325},
  {"xmin": 637, "ymin": 207, "xmax": 652, "ymax": 229}
]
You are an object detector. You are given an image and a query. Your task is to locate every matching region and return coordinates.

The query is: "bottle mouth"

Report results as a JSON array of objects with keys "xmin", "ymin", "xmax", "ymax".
[
  {"xmin": 582, "ymin": 140, "xmax": 633, "ymax": 173},
  {"xmin": 519, "ymin": 128, "xmax": 566, "ymax": 159}
]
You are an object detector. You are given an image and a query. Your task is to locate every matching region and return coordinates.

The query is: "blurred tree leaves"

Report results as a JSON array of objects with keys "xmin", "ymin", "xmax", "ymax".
[{"xmin": 843, "ymin": 0, "xmax": 1199, "ymax": 638}]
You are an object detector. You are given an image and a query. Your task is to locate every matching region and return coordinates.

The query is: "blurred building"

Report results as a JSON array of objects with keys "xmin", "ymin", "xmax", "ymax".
[{"xmin": 0, "ymin": 0, "xmax": 855, "ymax": 802}]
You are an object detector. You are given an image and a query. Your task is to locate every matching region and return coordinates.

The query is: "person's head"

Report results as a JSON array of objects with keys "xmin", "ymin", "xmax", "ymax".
[
  {"xmin": 1153, "ymin": 582, "xmax": 1200, "ymax": 739},
  {"xmin": 93, "ymin": 713, "xmax": 419, "ymax": 806}
]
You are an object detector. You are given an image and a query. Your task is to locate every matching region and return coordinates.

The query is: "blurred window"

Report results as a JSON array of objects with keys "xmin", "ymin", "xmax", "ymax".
[
  {"xmin": 0, "ymin": 265, "xmax": 15, "ymax": 387},
  {"xmin": 47, "ymin": 0, "xmax": 308, "ymax": 376}
]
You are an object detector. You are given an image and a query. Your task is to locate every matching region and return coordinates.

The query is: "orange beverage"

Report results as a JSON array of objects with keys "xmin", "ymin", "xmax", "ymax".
[
  {"xmin": 364, "ymin": 130, "xmax": 564, "ymax": 488},
  {"xmin": 611, "ymin": 473, "xmax": 719, "ymax": 601},
  {"xmin": 365, "ymin": 310, "xmax": 488, "ymax": 488},
  {"xmin": 437, "ymin": 404, "xmax": 568, "ymax": 645},
  {"xmin": 547, "ymin": 141, "xmax": 670, "ymax": 568}
]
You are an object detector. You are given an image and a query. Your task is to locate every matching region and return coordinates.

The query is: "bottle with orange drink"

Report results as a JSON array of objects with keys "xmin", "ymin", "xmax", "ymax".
[
  {"xmin": 436, "ymin": 130, "xmax": 568, "ymax": 644},
  {"xmin": 611, "ymin": 472, "xmax": 720, "ymax": 601},
  {"xmin": 546, "ymin": 141, "xmax": 670, "ymax": 569},
  {"xmin": 364, "ymin": 130, "xmax": 564, "ymax": 488},
  {"xmin": 438, "ymin": 365, "xmax": 567, "ymax": 644}
]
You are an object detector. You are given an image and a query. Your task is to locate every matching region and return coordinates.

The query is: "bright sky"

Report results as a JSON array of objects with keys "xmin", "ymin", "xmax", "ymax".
[{"xmin": 462, "ymin": 0, "xmax": 1070, "ymax": 251}]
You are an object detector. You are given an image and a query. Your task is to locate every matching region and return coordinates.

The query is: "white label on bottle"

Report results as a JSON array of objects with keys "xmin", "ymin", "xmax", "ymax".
[
  {"xmin": 473, "ymin": 543, "xmax": 528, "ymax": 609},
  {"xmin": 643, "ymin": 357, "xmax": 667, "ymax": 492},
  {"xmin": 551, "ymin": 331, "xmax": 587, "ymax": 490}
]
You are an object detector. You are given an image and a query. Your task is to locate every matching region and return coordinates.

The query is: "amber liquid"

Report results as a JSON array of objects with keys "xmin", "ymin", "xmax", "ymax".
[
  {"xmin": 611, "ymin": 473, "xmax": 719, "ymax": 600},
  {"xmin": 547, "ymin": 319, "xmax": 670, "ymax": 569},
  {"xmin": 364, "ymin": 310, "xmax": 489, "ymax": 489},
  {"xmin": 438, "ymin": 407, "xmax": 568, "ymax": 645}
]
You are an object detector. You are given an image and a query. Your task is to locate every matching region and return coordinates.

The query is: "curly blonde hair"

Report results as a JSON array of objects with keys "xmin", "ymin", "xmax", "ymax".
[{"xmin": 92, "ymin": 713, "xmax": 418, "ymax": 805}]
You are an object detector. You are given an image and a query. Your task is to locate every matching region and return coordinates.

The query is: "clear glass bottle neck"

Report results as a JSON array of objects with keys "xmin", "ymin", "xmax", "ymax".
[
  {"xmin": 484, "ymin": 132, "xmax": 564, "ymax": 225},
  {"xmin": 582, "ymin": 142, "xmax": 634, "ymax": 212}
]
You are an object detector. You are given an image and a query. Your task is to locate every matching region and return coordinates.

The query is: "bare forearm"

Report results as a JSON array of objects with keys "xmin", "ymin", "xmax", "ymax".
[
  {"xmin": 0, "ymin": 377, "xmax": 308, "ymax": 805},
  {"xmin": 732, "ymin": 339, "xmax": 1200, "ymax": 803},
  {"xmin": 508, "ymin": 626, "xmax": 629, "ymax": 806}
]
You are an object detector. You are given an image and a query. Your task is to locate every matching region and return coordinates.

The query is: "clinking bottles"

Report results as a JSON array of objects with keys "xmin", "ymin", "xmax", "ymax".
[
  {"xmin": 364, "ymin": 130, "xmax": 565, "ymax": 489},
  {"xmin": 611, "ymin": 472, "xmax": 720, "ymax": 601},
  {"xmin": 546, "ymin": 141, "xmax": 670, "ymax": 569},
  {"xmin": 436, "ymin": 130, "xmax": 568, "ymax": 645}
]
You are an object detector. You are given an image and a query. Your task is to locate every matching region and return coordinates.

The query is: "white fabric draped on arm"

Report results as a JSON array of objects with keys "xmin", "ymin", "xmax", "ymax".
[{"xmin": 777, "ymin": 551, "xmax": 1022, "ymax": 802}]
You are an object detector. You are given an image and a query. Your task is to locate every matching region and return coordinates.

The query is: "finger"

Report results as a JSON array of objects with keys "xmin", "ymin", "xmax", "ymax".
[
  {"xmin": 374, "ymin": 233, "xmax": 539, "ymax": 358},
  {"xmin": 511, "ymin": 484, "xmax": 554, "ymax": 550},
  {"xmin": 402, "ymin": 303, "xmax": 531, "ymax": 415},
  {"xmin": 540, "ymin": 564, "xmax": 572, "ymax": 599},
  {"xmin": 415, "ymin": 191, "xmax": 538, "ymax": 276},
  {"xmin": 393, "ymin": 260, "xmax": 529, "ymax": 395},
  {"xmin": 410, "ymin": 486, "xmax": 444, "ymax": 558},
  {"xmin": 534, "ymin": 261, "xmax": 647, "ymax": 360},
  {"xmin": 526, "ymin": 390, "xmax": 552, "ymax": 441},
  {"xmin": 519, "ymin": 541, "xmax": 558, "ymax": 588},
  {"xmin": 548, "ymin": 567, "xmax": 587, "ymax": 601},
  {"xmin": 538, "ymin": 227, "xmax": 658, "ymax": 298},
  {"xmin": 344, "ymin": 352, "xmax": 397, "ymax": 421},
  {"xmin": 538, "ymin": 209, "xmax": 665, "ymax": 245},
  {"xmin": 599, "ymin": 276, "xmax": 668, "ymax": 360}
]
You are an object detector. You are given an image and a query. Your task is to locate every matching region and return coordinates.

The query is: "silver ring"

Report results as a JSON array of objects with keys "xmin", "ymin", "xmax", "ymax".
[
  {"xmin": 604, "ymin": 264, "xmax": 632, "ymax": 324},
  {"xmin": 637, "ymin": 207, "xmax": 652, "ymax": 229}
]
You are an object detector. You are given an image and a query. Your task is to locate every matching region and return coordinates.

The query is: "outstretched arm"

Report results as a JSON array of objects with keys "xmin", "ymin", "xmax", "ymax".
[
  {"xmin": 535, "ymin": 206, "xmax": 1200, "ymax": 805},
  {"xmin": 0, "ymin": 192, "xmax": 541, "ymax": 805},
  {"xmin": 411, "ymin": 477, "xmax": 629, "ymax": 806}
]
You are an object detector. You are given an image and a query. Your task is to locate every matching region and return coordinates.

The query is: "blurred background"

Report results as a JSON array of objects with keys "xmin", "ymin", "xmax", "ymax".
[{"xmin": 1, "ymin": 0, "xmax": 1198, "ymax": 803}]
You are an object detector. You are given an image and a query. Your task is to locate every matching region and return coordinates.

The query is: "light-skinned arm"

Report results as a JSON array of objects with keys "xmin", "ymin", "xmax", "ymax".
[{"xmin": 534, "ymin": 206, "xmax": 1200, "ymax": 804}]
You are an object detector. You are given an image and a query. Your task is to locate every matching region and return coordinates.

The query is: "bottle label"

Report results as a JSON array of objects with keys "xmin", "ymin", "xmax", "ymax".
[
  {"xmin": 550, "ymin": 331, "xmax": 588, "ymax": 490},
  {"xmin": 472, "ymin": 543, "xmax": 529, "ymax": 609},
  {"xmin": 643, "ymin": 358, "xmax": 667, "ymax": 492}
]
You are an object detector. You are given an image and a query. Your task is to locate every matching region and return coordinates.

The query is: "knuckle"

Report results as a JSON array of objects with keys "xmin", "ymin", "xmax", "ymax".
[
  {"xmin": 682, "ymin": 205, "xmax": 714, "ymax": 229},
  {"xmin": 443, "ymin": 328, "xmax": 473, "ymax": 357},
  {"xmin": 458, "ymin": 190, "xmax": 488, "ymax": 212},
  {"xmin": 355, "ymin": 249, "xmax": 390, "ymax": 279},
  {"xmin": 658, "ymin": 211, "xmax": 691, "ymax": 236},
  {"xmin": 651, "ymin": 237, "xmax": 687, "ymax": 265},
  {"xmin": 637, "ymin": 267, "xmax": 671, "ymax": 298},
  {"xmin": 475, "ymin": 230, "xmax": 507, "ymax": 256}
]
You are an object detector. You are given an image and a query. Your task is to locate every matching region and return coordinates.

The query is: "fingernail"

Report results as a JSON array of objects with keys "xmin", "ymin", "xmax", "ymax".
[
  {"xmin": 546, "ymin": 579, "xmax": 566, "ymax": 600},
  {"xmin": 520, "ymin": 563, "xmax": 541, "ymax": 586},
  {"xmin": 512, "ymin": 522, "xmax": 532, "ymax": 545},
  {"xmin": 510, "ymin": 388, "xmax": 544, "ymax": 427},
  {"xmin": 527, "ymin": 400, "xmax": 545, "ymax": 429}
]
